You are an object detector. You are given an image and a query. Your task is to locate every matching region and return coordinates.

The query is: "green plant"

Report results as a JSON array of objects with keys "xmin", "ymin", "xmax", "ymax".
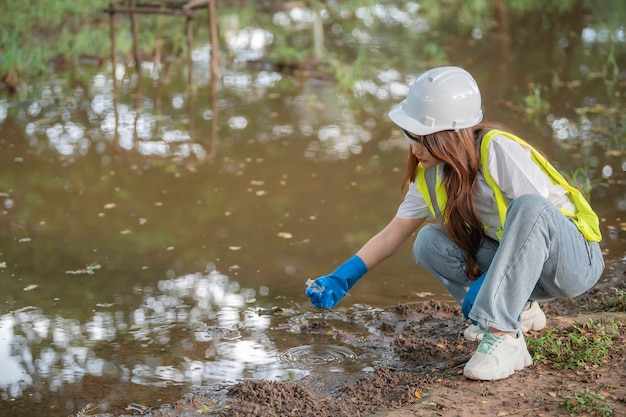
[
  {"xmin": 564, "ymin": 388, "xmax": 614, "ymax": 417},
  {"xmin": 195, "ymin": 404, "xmax": 211, "ymax": 414},
  {"xmin": 561, "ymin": 166, "xmax": 608, "ymax": 200},
  {"xmin": 527, "ymin": 319, "xmax": 618, "ymax": 369},
  {"xmin": 267, "ymin": 44, "xmax": 312, "ymax": 66},
  {"xmin": 329, "ymin": 50, "xmax": 367, "ymax": 93},
  {"xmin": 523, "ymin": 83, "xmax": 550, "ymax": 126},
  {"xmin": 0, "ymin": 0, "xmax": 210, "ymax": 90},
  {"xmin": 0, "ymin": 0, "xmax": 110, "ymax": 78},
  {"xmin": 600, "ymin": 288, "xmax": 626, "ymax": 312}
]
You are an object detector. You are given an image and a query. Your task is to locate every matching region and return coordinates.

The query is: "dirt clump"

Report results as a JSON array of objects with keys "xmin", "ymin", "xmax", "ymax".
[{"xmin": 153, "ymin": 260, "xmax": 626, "ymax": 417}]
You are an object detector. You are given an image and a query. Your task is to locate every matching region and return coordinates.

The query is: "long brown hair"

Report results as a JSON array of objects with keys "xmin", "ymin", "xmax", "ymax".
[{"xmin": 401, "ymin": 123, "xmax": 505, "ymax": 280}]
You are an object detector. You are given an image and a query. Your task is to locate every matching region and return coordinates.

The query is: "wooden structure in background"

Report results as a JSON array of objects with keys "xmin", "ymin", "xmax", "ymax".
[{"xmin": 106, "ymin": 0, "xmax": 220, "ymax": 87}]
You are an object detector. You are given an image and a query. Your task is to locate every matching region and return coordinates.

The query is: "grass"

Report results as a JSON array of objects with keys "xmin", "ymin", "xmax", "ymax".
[
  {"xmin": 600, "ymin": 288, "xmax": 626, "ymax": 312},
  {"xmin": 526, "ymin": 319, "xmax": 619, "ymax": 370},
  {"xmin": 565, "ymin": 388, "xmax": 614, "ymax": 417},
  {"xmin": 526, "ymin": 316, "xmax": 623, "ymax": 416}
]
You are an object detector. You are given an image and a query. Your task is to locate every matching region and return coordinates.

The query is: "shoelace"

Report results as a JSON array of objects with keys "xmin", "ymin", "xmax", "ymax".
[{"xmin": 476, "ymin": 332, "xmax": 504, "ymax": 354}]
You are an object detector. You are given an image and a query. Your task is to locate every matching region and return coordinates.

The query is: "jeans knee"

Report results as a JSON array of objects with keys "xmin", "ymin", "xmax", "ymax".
[
  {"xmin": 412, "ymin": 225, "xmax": 443, "ymax": 264},
  {"xmin": 507, "ymin": 194, "xmax": 551, "ymax": 220}
]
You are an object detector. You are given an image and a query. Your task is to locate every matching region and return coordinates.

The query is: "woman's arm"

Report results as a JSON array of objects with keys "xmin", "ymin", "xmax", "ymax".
[
  {"xmin": 357, "ymin": 216, "xmax": 426, "ymax": 270},
  {"xmin": 305, "ymin": 215, "xmax": 426, "ymax": 309}
]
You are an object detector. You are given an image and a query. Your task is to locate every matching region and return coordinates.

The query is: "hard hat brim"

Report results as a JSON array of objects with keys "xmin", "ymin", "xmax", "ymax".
[{"xmin": 388, "ymin": 99, "xmax": 483, "ymax": 136}]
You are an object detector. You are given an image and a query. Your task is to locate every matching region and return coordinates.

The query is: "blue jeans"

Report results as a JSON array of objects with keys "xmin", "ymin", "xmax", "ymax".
[{"xmin": 412, "ymin": 194, "xmax": 605, "ymax": 332}]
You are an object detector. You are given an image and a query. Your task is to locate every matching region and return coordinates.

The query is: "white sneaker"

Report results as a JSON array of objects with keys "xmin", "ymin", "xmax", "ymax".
[
  {"xmin": 463, "ymin": 324, "xmax": 484, "ymax": 342},
  {"xmin": 463, "ymin": 330, "xmax": 533, "ymax": 380},
  {"xmin": 463, "ymin": 301, "xmax": 547, "ymax": 341},
  {"xmin": 519, "ymin": 301, "xmax": 547, "ymax": 333}
]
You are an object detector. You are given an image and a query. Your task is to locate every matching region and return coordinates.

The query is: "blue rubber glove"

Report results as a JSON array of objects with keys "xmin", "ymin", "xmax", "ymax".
[
  {"xmin": 462, "ymin": 270, "xmax": 487, "ymax": 321},
  {"xmin": 305, "ymin": 255, "xmax": 368, "ymax": 309}
]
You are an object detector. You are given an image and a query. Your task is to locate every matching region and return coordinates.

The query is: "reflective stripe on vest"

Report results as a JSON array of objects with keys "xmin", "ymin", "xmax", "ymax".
[
  {"xmin": 415, "ymin": 129, "xmax": 602, "ymax": 241},
  {"xmin": 416, "ymin": 164, "xmax": 446, "ymax": 221}
]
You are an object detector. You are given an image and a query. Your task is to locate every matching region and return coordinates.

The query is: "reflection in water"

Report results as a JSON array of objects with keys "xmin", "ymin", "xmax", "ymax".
[
  {"xmin": 0, "ymin": 315, "xmax": 33, "ymax": 399},
  {"xmin": 0, "ymin": 268, "xmax": 374, "ymax": 401},
  {"xmin": 19, "ymin": 58, "xmax": 379, "ymax": 163},
  {"xmin": 10, "ymin": 15, "xmax": 398, "ymax": 166}
]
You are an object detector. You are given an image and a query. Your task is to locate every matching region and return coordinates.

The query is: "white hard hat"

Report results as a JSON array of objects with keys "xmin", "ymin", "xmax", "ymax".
[{"xmin": 388, "ymin": 66, "xmax": 483, "ymax": 135}]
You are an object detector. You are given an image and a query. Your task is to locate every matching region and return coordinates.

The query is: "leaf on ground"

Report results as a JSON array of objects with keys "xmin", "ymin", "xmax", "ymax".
[
  {"xmin": 66, "ymin": 264, "xmax": 100, "ymax": 275},
  {"xmin": 415, "ymin": 291, "xmax": 434, "ymax": 297}
]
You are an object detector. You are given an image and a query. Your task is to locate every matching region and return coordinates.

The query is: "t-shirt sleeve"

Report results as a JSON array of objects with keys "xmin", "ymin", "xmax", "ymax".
[
  {"xmin": 396, "ymin": 182, "xmax": 432, "ymax": 219},
  {"xmin": 487, "ymin": 135, "xmax": 575, "ymax": 211}
]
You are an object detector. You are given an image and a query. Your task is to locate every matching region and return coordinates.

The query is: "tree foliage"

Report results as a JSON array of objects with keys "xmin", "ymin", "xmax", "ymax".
[{"xmin": 0, "ymin": 0, "xmax": 109, "ymax": 77}]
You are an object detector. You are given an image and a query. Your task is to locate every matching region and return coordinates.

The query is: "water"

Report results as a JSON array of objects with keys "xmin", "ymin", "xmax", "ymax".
[
  {"xmin": 278, "ymin": 345, "xmax": 359, "ymax": 370},
  {"xmin": 0, "ymin": 3, "xmax": 624, "ymax": 416}
]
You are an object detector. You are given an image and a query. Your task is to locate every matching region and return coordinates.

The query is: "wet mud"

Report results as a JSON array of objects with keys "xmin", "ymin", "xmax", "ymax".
[{"xmin": 141, "ymin": 260, "xmax": 626, "ymax": 416}]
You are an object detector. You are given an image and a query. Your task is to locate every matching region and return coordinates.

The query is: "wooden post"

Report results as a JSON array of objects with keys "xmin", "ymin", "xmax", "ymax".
[
  {"xmin": 209, "ymin": 69, "xmax": 219, "ymax": 159},
  {"xmin": 188, "ymin": 88, "xmax": 195, "ymax": 141},
  {"xmin": 186, "ymin": 16, "xmax": 195, "ymax": 88},
  {"xmin": 208, "ymin": 0, "xmax": 219, "ymax": 79},
  {"xmin": 313, "ymin": 2, "xmax": 324, "ymax": 60},
  {"xmin": 133, "ymin": 81, "xmax": 143, "ymax": 150},
  {"xmin": 155, "ymin": 7, "xmax": 163, "ymax": 79},
  {"xmin": 107, "ymin": 0, "xmax": 220, "ymax": 86},
  {"xmin": 109, "ymin": 1, "xmax": 118, "ymax": 82},
  {"xmin": 130, "ymin": 0, "xmax": 142, "ymax": 82},
  {"xmin": 109, "ymin": 0, "xmax": 120, "ymax": 150}
]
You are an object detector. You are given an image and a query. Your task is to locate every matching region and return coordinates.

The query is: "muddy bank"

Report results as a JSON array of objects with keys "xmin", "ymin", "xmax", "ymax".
[{"xmin": 145, "ymin": 259, "xmax": 626, "ymax": 417}]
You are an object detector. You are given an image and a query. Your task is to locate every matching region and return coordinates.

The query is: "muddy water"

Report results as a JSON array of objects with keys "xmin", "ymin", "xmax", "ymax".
[{"xmin": 1, "ymin": 4, "xmax": 625, "ymax": 416}]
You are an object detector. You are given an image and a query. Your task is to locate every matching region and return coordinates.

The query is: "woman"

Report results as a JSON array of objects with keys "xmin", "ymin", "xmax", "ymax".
[{"xmin": 305, "ymin": 66, "xmax": 605, "ymax": 381}]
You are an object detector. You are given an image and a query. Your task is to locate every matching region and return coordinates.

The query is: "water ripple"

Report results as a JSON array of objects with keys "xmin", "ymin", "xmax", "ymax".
[{"xmin": 278, "ymin": 344, "xmax": 358, "ymax": 369}]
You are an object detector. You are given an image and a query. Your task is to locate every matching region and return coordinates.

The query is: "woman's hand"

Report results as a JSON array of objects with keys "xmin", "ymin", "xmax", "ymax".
[
  {"xmin": 305, "ymin": 255, "xmax": 367, "ymax": 309},
  {"xmin": 462, "ymin": 270, "xmax": 487, "ymax": 321}
]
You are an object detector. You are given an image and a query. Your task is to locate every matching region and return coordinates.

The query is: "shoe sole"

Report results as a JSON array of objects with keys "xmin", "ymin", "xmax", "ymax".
[{"xmin": 463, "ymin": 350, "xmax": 532, "ymax": 381}]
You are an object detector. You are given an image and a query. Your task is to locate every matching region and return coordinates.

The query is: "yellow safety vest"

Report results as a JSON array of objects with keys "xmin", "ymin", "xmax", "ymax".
[{"xmin": 416, "ymin": 129, "xmax": 602, "ymax": 241}]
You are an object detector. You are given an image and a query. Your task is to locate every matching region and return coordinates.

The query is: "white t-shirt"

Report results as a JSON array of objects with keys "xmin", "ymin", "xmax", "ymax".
[{"xmin": 396, "ymin": 134, "xmax": 576, "ymax": 241}]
